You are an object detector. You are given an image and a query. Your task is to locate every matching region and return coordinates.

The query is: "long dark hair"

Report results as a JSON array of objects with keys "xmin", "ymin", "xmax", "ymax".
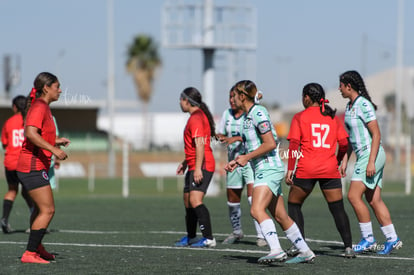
[
  {"xmin": 181, "ymin": 87, "xmax": 216, "ymax": 137},
  {"xmin": 340, "ymin": 70, "xmax": 377, "ymax": 110},
  {"xmin": 234, "ymin": 80, "xmax": 257, "ymax": 101},
  {"xmin": 303, "ymin": 83, "xmax": 336, "ymax": 118}
]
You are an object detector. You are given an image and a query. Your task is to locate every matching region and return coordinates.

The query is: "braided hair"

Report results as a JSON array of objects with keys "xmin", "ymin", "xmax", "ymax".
[
  {"xmin": 340, "ymin": 70, "xmax": 377, "ymax": 110},
  {"xmin": 181, "ymin": 87, "xmax": 216, "ymax": 138},
  {"xmin": 303, "ymin": 83, "xmax": 336, "ymax": 118}
]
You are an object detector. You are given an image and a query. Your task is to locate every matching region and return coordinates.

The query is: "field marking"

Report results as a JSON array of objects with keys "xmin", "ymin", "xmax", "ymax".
[{"xmin": 1, "ymin": 229, "xmax": 412, "ymax": 261}]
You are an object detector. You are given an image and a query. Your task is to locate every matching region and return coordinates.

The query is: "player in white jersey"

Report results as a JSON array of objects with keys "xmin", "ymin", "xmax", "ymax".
[
  {"xmin": 339, "ymin": 70, "xmax": 402, "ymax": 255},
  {"xmin": 225, "ymin": 80, "xmax": 315, "ymax": 264},
  {"xmin": 217, "ymin": 86, "xmax": 266, "ymax": 246}
]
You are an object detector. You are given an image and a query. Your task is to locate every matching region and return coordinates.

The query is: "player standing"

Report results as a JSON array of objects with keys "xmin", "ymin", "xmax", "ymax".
[
  {"xmin": 339, "ymin": 70, "xmax": 402, "ymax": 255},
  {"xmin": 285, "ymin": 83, "xmax": 354, "ymax": 258}
]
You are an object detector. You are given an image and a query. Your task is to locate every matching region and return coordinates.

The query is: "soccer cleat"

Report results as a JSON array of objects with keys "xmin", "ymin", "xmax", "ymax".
[
  {"xmin": 190, "ymin": 237, "xmax": 216, "ymax": 248},
  {"xmin": 377, "ymin": 238, "xmax": 403, "ymax": 255},
  {"xmin": 1, "ymin": 218, "xmax": 13, "ymax": 234},
  {"xmin": 353, "ymin": 238, "xmax": 377, "ymax": 253},
  {"xmin": 285, "ymin": 250, "xmax": 315, "ymax": 264},
  {"xmin": 257, "ymin": 251, "xmax": 287, "ymax": 264},
  {"xmin": 37, "ymin": 244, "xmax": 55, "ymax": 260},
  {"xmin": 174, "ymin": 236, "xmax": 198, "ymax": 247},
  {"xmin": 222, "ymin": 232, "xmax": 244, "ymax": 244},
  {"xmin": 21, "ymin": 250, "xmax": 50, "ymax": 264},
  {"xmin": 344, "ymin": 247, "xmax": 356, "ymax": 258},
  {"xmin": 286, "ymin": 245, "xmax": 300, "ymax": 257},
  {"xmin": 256, "ymin": 238, "xmax": 267, "ymax": 247}
]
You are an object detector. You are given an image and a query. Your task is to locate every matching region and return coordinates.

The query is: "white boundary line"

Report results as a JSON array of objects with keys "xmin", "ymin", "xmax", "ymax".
[{"xmin": 0, "ymin": 229, "xmax": 412, "ymax": 261}]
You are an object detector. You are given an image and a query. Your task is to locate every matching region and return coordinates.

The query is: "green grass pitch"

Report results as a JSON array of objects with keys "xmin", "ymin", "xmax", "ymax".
[{"xmin": 0, "ymin": 177, "xmax": 412, "ymax": 274}]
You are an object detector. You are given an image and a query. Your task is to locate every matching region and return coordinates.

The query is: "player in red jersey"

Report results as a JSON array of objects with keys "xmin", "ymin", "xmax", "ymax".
[
  {"xmin": 1, "ymin": 96, "xmax": 34, "ymax": 233},
  {"xmin": 285, "ymin": 83, "xmax": 354, "ymax": 258},
  {"xmin": 17, "ymin": 72, "xmax": 70, "ymax": 264},
  {"xmin": 175, "ymin": 87, "xmax": 216, "ymax": 248}
]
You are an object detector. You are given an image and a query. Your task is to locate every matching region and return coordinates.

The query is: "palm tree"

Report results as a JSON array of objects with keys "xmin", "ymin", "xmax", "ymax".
[{"xmin": 126, "ymin": 34, "xmax": 161, "ymax": 149}]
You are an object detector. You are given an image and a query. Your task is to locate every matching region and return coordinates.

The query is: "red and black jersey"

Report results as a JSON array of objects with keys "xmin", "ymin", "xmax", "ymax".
[
  {"xmin": 183, "ymin": 109, "xmax": 215, "ymax": 172},
  {"xmin": 1, "ymin": 113, "xmax": 24, "ymax": 170},
  {"xmin": 287, "ymin": 106, "xmax": 348, "ymax": 178},
  {"xmin": 17, "ymin": 99, "xmax": 56, "ymax": 172}
]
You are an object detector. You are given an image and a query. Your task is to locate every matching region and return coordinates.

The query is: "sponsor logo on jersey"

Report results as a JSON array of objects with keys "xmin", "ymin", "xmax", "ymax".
[{"xmin": 258, "ymin": 121, "xmax": 271, "ymax": 133}]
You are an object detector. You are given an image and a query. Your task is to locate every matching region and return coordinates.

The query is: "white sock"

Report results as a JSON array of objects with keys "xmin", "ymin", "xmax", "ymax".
[
  {"xmin": 227, "ymin": 202, "xmax": 242, "ymax": 234},
  {"xmin": 248, "ymin": 196, "xmax": 264, "ymax": 239},
  {"xmin": 260, "ymin": 219, "xmax": 282, "ymax": 253},
  {"xmin": 285, "ymin": 222, "xmax": 310, "ymax": 253},
  {"xmin": 380, "ymin": 224, "xmax": 398, "ymax": 242},
  {"xmin": 359, "ymin": 222, "xmax": 374, "ymax": 242}
]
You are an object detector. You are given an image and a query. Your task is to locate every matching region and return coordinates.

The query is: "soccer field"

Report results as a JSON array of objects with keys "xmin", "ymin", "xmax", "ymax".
[{"xmin": 0, "ymin": 178, "xmax": 413, "ymax": 274}]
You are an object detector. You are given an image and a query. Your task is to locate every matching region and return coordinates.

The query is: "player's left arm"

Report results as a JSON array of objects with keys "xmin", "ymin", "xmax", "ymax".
[{"xmin": 366, "ymin": 119, "xmax": 381, "ymax": 177}]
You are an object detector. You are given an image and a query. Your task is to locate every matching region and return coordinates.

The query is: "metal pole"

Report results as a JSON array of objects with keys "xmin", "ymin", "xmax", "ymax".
[
  {"xmin": 107, "ymin": 0, "xmax": 116, "ymax": 177},
  {"xmin": 395, "ymin": 0, "xmax": 404, "ymax": 168},
  {"xmin": 203, "ymin": 0, "xmax": 215, "ymax": 114}
]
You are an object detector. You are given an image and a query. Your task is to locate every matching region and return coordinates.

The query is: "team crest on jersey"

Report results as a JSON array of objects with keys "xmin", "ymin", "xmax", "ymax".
[
  {"xmin": 243, "ymin": 119, "xmax": 252, "ymax": 129},
  {"xmin": 42, "ymin": 171, "xmax": 49, "ymax": 180}
]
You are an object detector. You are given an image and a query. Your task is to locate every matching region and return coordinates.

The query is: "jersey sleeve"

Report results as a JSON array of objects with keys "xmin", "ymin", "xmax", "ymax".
[
  {"xmin": 253, "ymin": 107, "xmax": 271, "ymax": 135},
  {"xmin": 359, "ymin": 99, "xmax": 376, "ymax": 123},
  {"xmin": 217, "ymin": 109, "xmax": 228, "ymax": 135},
  {"xmin": 26, "ymin": 102, "xmax": 46, "ymax": 129},
  {"xmin": 287, "ymin": 113, "xmax": 301, "ymax": 141},
  {"xmin": 188, "ymin": 112, "xmax": 205, "ymax": 138},
  {"xmin": 1, "ymin": 122, "xmax": 8, "ymax": 146}
]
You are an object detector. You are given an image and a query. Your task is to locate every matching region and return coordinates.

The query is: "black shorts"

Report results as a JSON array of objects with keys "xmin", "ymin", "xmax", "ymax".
[
  {"xmin": 17, "ymin": 170, "xmax": 50, "ymax": 191},
  {"xmin": 184, "ymin": 170, "xmax": 214, "ymax": 193},
  {"xmin": 5, "ymin": 168, "xmax": 20, "ymax": 186},
  {"xmin": 293, "ymin": 177, "xmax": 342, "ymax": 192}
]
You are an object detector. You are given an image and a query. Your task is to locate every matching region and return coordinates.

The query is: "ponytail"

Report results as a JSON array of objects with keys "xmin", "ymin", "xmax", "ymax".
[{"xmin": 303, "ymin": 83, "xmax": 336, "ymax": 119}]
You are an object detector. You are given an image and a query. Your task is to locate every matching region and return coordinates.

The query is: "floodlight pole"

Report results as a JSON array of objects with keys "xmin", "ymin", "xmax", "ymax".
[
  {"xmin": 395, "ymin": 0, "xmax": 404, "ymax": 169},
  {"xmin": 203, "ymin": 0, "xmax": 215, "ymax": 113},
  {"xmin": 107, "ymin": 0, "xmax": 116, "ymax": 177}
]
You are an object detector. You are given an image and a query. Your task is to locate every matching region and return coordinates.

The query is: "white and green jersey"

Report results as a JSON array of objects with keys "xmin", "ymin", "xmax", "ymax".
[
  {"xmin": 218, "ymin": 108, "xmax": 245, "ymax": 161},
  {"xmin": 242, "ymin": 104, "xmax": 284, "ymax": 171},
  {"xmin": 344, "ymin": 96, "xmax": 379, "ymax": 157}
]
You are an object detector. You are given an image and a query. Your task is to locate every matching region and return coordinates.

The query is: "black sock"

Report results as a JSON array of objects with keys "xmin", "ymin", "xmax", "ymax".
[
  {"xmin": 288, "ymin": 202, "xmax": 305, "ymax": 238},
  {"xmin": 185, "ymin": 208, "xmax": 198, "ymax": 239},
  {"xmin": 328, "ymin": 200, "xmax": 352, "ymax": 248},
  {"xmin": 27, "ymin": 229, "xmax": 47, "ymax": 252},
  {"xmin": 194, "ymin": 204, "xmax": 213, "ymax": 239},
  {"xmin": 2, "ymin": 199, "xmax": 13, "ymax": 222}
]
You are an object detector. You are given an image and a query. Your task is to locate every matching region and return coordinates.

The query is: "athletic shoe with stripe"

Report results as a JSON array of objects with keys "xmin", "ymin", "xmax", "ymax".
[
  {"xmin": 174, "ymin": 236, "xmax": 199, "ymax": 247},
  {"xmin": 258, "ymin": 251, "xmax": 287, "ymax": 264},
  {"xmin": 21, "ymin": 250, "xmax": 50, "ymax": 264},
  {"xmin": 344, "ymin": 247, "xmax": 356, "ymax": 258},
  {"xmin": 285, "ymin": 250, "xmax": 315, "ymax": 264},
  {"xmin": 1, "ymin": 218, "xmax": 13, "ymax": 234},
  {"xmin": 190, "ymin": 237, "xmax": 216, "ymax": 248},
  {"xmin": 353, "ymin": 238, "xmax": 377, "ymax": 253},
  {"xmin": 377, "ymin": 238, "xmax": 403, "ymax": 255}
]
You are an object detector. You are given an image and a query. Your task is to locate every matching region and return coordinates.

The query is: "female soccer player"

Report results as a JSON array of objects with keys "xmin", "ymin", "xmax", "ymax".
[
  {"xmin": 217, "ymin": 86, "xmax": 265, "ymax": 246},
  {"xmin": 17, "ymin": 72, "xmax": 70, "ymax": 264},
  {"xmin": 175, "ymin": 87, "xmax": 216, "ymax": 248},
  {"xmin": 285, "ymin": 83, "xmax": 354, "ymax": 258},
  {"xmin": 225, "ymin": 80, "xmax": 314, "ymax": 264},
  {"xmin": 1, "ymin": 95, "xmax": 34, "ymax": 233},
  {"xmin": 339, "ymin": 70, "xmax": 402, "ymax": 255}
]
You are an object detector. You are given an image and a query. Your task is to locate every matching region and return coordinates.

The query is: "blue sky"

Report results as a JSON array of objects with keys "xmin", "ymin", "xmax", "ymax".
[{"xmin": 0, "ymin": 0, "xmax": 412, "ymax": 115}]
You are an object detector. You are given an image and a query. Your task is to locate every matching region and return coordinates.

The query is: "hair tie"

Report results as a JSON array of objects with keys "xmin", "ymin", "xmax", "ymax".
[
  {"xmin": 30, "ymin": 88, "xmax": 37, "ymax": 104},
  {"xmin": 320, "ymin": 98, "xmax": 329, "ymax": 113},
  {"xmin": 254, "ymin": 90, "xmax": 263, "ymax": 104}
]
